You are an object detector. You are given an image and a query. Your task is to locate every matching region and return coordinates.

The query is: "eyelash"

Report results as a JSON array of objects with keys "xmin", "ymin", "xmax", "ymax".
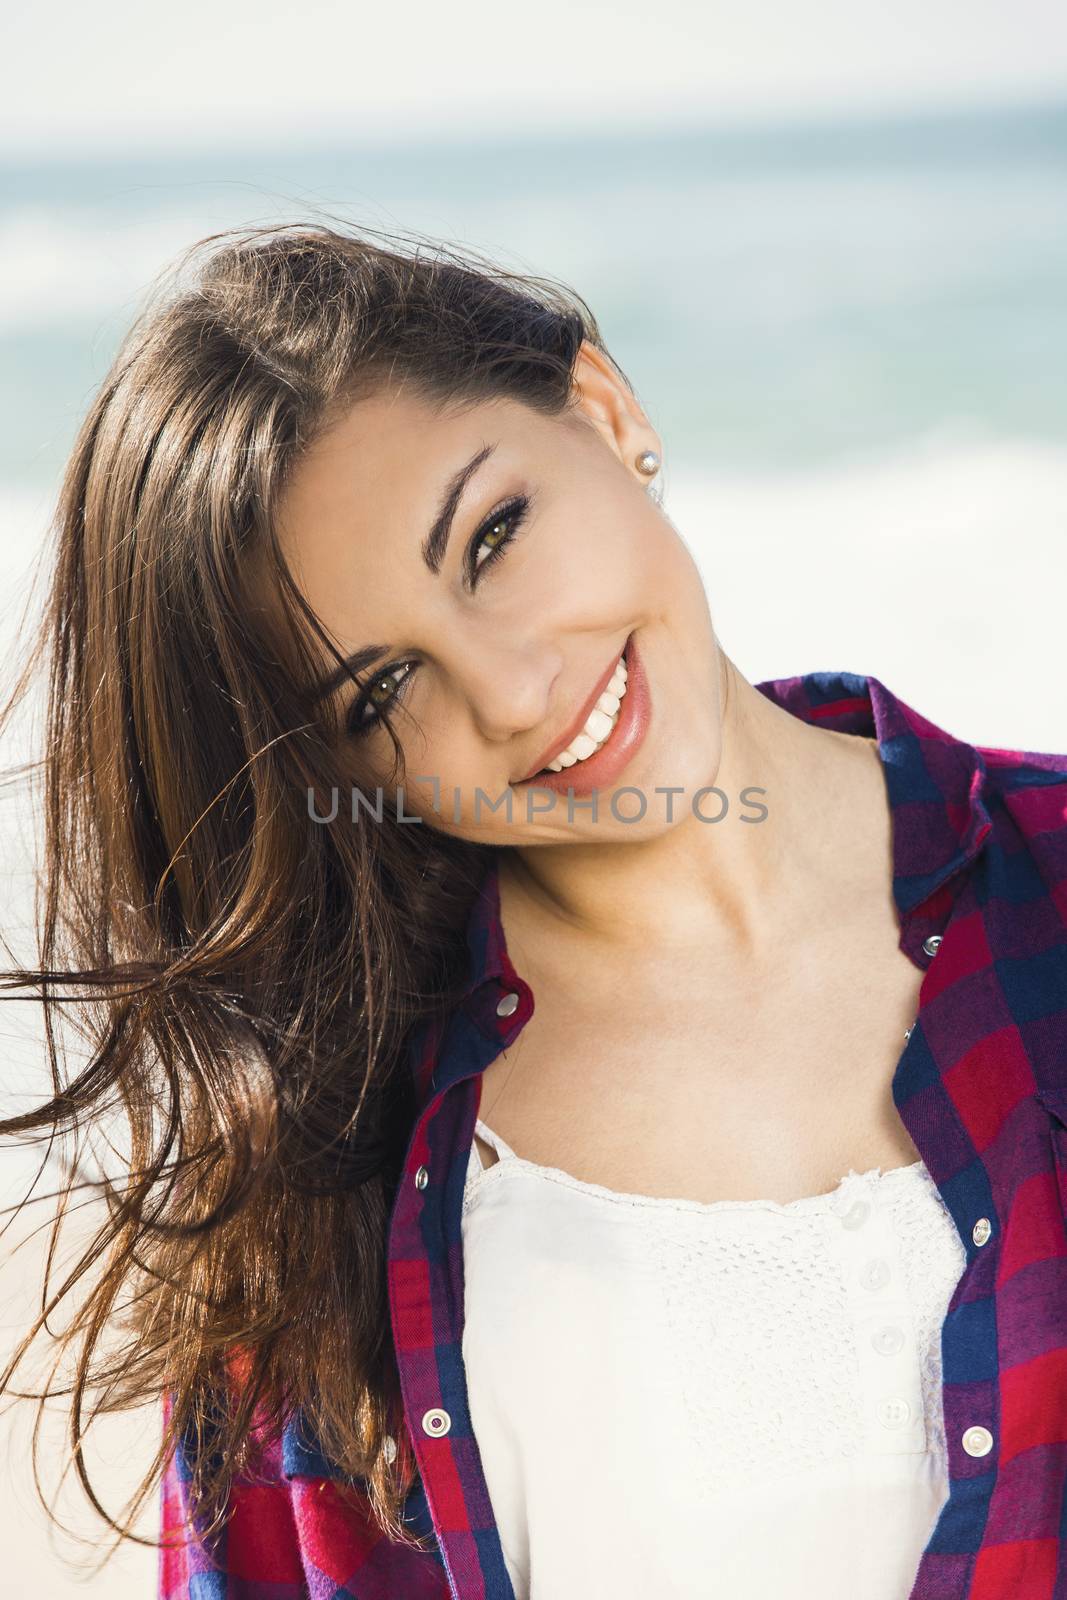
[{"xmin": 346, "ymin": 493, "xmax": 531, "ymax": 738}]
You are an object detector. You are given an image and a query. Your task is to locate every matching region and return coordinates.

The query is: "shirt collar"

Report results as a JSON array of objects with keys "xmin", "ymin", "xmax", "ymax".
[{"xmin": 458, "ymin": 668, "xmax": 994, "ymax": 1032}]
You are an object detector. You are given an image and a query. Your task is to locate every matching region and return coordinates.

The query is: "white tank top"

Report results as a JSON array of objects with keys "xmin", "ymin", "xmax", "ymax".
[{"xmin": 461, "ymin": 1117, "xmax": 968, "ymax": 1600}]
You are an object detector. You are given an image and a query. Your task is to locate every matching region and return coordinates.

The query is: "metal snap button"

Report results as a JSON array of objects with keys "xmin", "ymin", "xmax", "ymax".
[
  {"xmin": 972, "ymin": 1217, "xmax": 992, "ymax": 1247},
  {"xmin": 962, "ymin": 1425, "xmax": 994, "ymax": 1457},
  {"xmin": 871, "ymin": 1325, "xmax": 905, "ymax": 1357},
  {"xmin": 422, "ymin": 1407, "xmax": 451, "ymax": 1437},
  {"xmin": 841, "ymin": 1199, "xmax": 871, "ymax": 1231},
  {"xmin": 415, "ymin": 1165, "xmax": 429, "ymax": 1190},
  {"xmin": 877, "ymin": 1397, "xmax": 911, "ymax": 1430},
  {"xmin": 922, "ymin": 934, "xmax": 942, "ymax": 957},
  {"xmin": 496, "ymin": 991, "xmax": 519, "ymax": 1018},
  {"xmin": 859, "ymin": 1257, "xmax": 891, "ymax": 1291}
]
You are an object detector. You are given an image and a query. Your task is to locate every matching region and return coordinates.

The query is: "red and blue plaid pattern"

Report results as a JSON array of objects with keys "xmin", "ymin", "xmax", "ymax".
[{"xmin": 159, "ymin": 669, "xmax": 1067, "ymax": 1599}]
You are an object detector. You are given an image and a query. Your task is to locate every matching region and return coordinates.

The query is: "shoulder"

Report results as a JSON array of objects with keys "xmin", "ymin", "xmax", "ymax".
[
  {"xmin": 978, "ymin": 739, "xmax": 1067, "ymax": 848},
  {"xmin": 975, "ymin": 740, "xmax": 1067, "ymax": 949}
]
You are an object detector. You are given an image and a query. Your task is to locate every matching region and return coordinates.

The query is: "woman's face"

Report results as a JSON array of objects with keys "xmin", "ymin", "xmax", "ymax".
[{"xmin": 275, "ymin": 342, "xmax": 722, "ymax": 846}]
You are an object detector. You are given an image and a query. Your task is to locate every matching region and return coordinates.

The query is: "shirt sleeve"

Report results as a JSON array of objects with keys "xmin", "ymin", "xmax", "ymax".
[
  {"xmin": 157, "ymin": 1385, "xmax": 307, "ymax": 1599},
  {"xmin": 157, "ymin": 1389, "xmax": 452, "ymax": 1600}
]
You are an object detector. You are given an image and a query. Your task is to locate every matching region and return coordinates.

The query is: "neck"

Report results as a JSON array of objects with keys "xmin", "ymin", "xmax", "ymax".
[{"xmin": 499, "ymin": 652, "xmax": 887, "ymax": 964}]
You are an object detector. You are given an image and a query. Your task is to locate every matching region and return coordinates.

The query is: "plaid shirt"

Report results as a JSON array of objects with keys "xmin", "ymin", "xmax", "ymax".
[{"xmin": 159, "ymin": 668, "xmax": 1067, "ymax": 1600}]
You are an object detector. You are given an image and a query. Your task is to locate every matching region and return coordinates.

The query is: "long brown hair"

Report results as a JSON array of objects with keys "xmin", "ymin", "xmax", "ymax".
[{"xmin": 0, "ymin": 221, "xmax": 627, "ymax": 1558}]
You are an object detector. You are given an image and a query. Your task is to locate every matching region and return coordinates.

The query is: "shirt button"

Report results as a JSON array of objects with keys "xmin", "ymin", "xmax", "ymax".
[
  {"xmin": 872, "ymin": 1325, "xmax": 905, "ymax": 1356},
  {"xmin": 878, "ymin": 1398, "xmax": 912, "ymax": 1430},
  {"xmin": 972, "ymin": 1217, "xmax": 992, "ymax": 1247},
  {"xmin": 841, "ymin": 1199, "xmax": 871, "ymax": 1230},
  {"xmin": 904, "ymin": 1022, "xmax": 915, "ymax": 1043},
  {"xmin": 922, "ymin": 934, "xmax": 943, "ymax": 957},
  {"xmin": 496, "ymin": 991, "xmax": 519, "ymax": 1018},
  {"xmin": 859, "ymin": 1257, "xmax": 891, "ymax": 1291},
  {"xmin": 383, "ymin": 1434, "xmax": 397, "ymax": 1464},
  {"xmin": 422, "ymin": 1408, "xmax": 451, "ymax": 1437},
  {"xmin": 415, "ymin": 1165, "xmax": 429, "ymax": 1190},
  {"xmin": 962, "ymin": 1425, "xmax": 994, "ymax": 1457}
]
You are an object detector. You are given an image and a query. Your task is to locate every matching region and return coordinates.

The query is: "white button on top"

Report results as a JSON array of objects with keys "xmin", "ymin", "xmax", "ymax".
[
  {"xmin": 859, "ymin": 1257, "xmax": 891, "ymax": 1291},
  {"xmin": 972, "ymin": 1217, "xmax": 992, "ymax": 1247},
  {"xmin": 871, "ymin": 1324, "xmax": 906, "ymax": 1356},
  {"xmin": 962, "ymin": 1425, "xmax": 994, "ymax": 1457},
  {"xmin": 383, "ymin": 1434, "xmax": 397, "ymax": 1464},
  {"xmin": 841, "ymin": 1199, "xmax": 871, "ymax": 1231},
  {"xmin": 496, "ymin": 991, "xmax": 519, "ymax": 1018},
  {"xmin": 922, "ymin": 934, "xmax": 943, "ymax": 957},
  {"xmin": 878, "ymin": 1398, "xmax": 912, "ymax": 1430},
  {"xmin": 422, "ymin": 1407, "xmax": 451, "ymax": 1437},
  {"xmin": 414, "ymin": 1165, "xmax": 429, "ymax": 1190}
]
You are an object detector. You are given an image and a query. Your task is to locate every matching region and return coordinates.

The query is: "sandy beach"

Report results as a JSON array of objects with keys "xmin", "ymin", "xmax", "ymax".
[{"xmin": 0, "ymin": 1184, "xmax": 158, "ymax": 1598}]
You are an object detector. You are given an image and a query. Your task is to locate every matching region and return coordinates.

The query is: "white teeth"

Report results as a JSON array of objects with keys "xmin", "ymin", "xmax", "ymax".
[
  {"xmin": 584, "ymin": 707, "xmax": 614, "ymax": 742},
  {"xmin": 540, "ymin": 649, "xmax": 629, "ymax": 774}
]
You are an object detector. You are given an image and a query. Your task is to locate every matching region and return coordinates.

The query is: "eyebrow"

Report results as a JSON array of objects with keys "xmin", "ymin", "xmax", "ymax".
[
  {"xmin": 310, "ymin": 441, "xmax": 497, "ymax": 701},
  {"xmin": 421, "ymin": 441, "xmax": 497, "ymax": 576}
]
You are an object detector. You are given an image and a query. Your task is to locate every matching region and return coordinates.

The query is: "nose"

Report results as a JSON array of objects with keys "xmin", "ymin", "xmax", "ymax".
[{"xmin": 456, "ymin": 641, "xmax": 563, "ymax": 746}]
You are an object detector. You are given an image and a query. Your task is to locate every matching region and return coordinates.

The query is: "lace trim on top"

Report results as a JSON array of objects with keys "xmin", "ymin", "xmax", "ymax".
[{"xmin": 464, "ymin": 1116, "xmax": 926, "ymax": 1217}]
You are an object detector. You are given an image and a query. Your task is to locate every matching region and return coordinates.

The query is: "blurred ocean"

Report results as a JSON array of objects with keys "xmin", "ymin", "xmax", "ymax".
[
  {"xmin": 3, "ymin": 98, "xmax": 1067, "ymax": 487},
  {"xmin": 4, "ymin": 101, "xmax": 1062, "ymax": 742},
  {"xmin": 3, "ymin": 97, "xmax": 1066, "ymax": 740}
]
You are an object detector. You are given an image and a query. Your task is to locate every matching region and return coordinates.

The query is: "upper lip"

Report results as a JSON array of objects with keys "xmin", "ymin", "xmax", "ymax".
[{"xmin": 517, "ymin": 641, "xmax": 627, "ymax": 782}]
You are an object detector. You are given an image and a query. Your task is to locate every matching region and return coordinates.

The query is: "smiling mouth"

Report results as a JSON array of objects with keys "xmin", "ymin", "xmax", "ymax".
[{"xmin": 527, "ymin": 646, "xmax": 629, "ymax": 778}]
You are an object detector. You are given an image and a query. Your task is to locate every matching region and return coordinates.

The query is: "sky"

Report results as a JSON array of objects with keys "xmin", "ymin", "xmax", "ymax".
[{"xmin": 4, "ymin": 0, "xmax": 1067, "ymax": 156}]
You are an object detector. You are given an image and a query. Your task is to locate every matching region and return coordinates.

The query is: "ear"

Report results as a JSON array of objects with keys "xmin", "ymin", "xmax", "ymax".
[{"xmin": 569, "ymin": 340, "xmax": 661, "ymax": 479}]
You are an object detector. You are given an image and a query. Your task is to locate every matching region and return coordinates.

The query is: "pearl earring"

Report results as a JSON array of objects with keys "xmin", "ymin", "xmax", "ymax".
[{"xmin": 634, "ymin": 449, "xmax": 660, "ymax": 477}]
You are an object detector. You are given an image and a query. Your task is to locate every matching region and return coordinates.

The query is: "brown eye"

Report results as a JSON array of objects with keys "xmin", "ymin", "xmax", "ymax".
[
  {"xmin": 347, "ymin": 663, "xmax": 414, "ymax": 737},
  {"xmin": 477, "ymin": 515, "xmax": 512, "ymax": 562},
  {"xmin": 467, "ymin": 494, "xmax": 530, "ymax": 585}
]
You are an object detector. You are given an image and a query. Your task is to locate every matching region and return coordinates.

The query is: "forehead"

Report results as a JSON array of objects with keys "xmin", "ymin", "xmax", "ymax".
[{"xmin": 277, "ymin": 384, "xmax": 560, "ymax": 547}]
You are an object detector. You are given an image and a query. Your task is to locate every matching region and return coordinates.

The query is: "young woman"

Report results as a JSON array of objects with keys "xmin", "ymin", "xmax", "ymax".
[{"xmin": 3, "ymin": 222, "xmax": 1067, "ymax": 1600}]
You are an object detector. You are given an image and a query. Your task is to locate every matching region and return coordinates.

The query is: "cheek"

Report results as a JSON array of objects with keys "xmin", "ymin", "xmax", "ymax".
[
  {"xmin": 527, "ymin": 493, "xmax": 678, "ymax": 623},
  {"xmin": 373, "ymin": 721, "xmax": 490, "ymax": 824}
]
